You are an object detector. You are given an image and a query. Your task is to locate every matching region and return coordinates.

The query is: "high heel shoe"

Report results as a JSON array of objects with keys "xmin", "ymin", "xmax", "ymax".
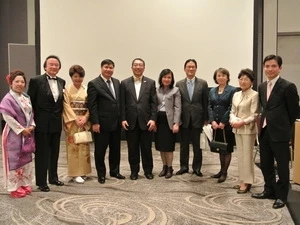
[
  {"xmin": 211, "ymin": 171, "xmax": 222, "ymax": 178},
  {"xmin": 165, "ymin": 166, "xmax": 173, "ymax": 179},
  {"xmin": 217, "ymin": 173, "xmax": 227, "ymax": 183},
  {"xmin": 233, "ymin": 184, "xmax": 240, "ymax": 189},
  {"xmin": 159, "ymin": 165, "xmax": 168, "ymax": 177},
  {"xmin": 237, "ymin": 184, "xmax": 252, "ymax": 194}
]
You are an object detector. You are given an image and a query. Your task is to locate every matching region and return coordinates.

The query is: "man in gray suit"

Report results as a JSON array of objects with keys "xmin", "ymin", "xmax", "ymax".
[
  {"xmin": 176, "ymin": 59, "xmax": 209, "ymax": 176},
  {"xmin": 120, "ymin": 58, "xmax": 157, "ymax": 180}
]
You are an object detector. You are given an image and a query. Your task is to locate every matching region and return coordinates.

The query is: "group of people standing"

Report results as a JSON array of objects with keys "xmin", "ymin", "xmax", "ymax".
[{"xmin": 0, "ymin": 54, "xmax": 299, "ymax": 210}]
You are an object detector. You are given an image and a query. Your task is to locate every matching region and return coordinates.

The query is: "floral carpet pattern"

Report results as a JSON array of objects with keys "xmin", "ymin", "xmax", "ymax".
[{"xmin": 0, "ymin": 141, "xmax": 298, "ymax": 225}]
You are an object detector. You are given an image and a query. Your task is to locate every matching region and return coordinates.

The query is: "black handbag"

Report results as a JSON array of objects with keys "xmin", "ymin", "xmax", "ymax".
[{"xmin": 210, "ymin": 130, "xmax": 228, "ymax": 154}]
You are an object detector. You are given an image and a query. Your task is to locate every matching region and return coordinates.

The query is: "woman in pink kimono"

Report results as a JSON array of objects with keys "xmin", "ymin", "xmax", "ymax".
[
  {"xmin": 63, "ymin": 65, "xmax": 91, "ymax": 183},
  {"xmin": 0, "ymin": 70, "xmax": 35, "ymax": 198}
]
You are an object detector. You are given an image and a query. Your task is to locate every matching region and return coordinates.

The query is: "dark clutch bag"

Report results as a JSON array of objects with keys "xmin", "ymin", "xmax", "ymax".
[
  {"xmin": 210, "ymin": 140, "xmax": 228, "ymax": 153},
  {"xmin": 210, "ymin": 129, "xmax": 228, "ymax": 154}
]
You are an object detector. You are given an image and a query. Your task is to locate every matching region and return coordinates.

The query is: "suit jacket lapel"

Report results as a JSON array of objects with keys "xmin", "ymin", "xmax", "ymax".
[
  {"xmin": 99, "ymin": 76, "xmax": 115, "ymax": 100},
  {"xmin": 138, "ymin": 77, "xmax": 147, "ymax": 101},
  {"xmin": 57, "ymin": 79, "xmax": 64, "ymax": 102},
  {"xmin": 191, "ymin": 78, "xmax": 200, "ymax": 101},
  {"xmin": 42, "ymin": 74, "xmax": 55, "ymax": 103},
  {"xmin": 268, "ymin": 77, "xmax": 281, "ymax": 103},
  {"xmin": 111, "ymin": 78, "xmax": 119, "ymax": 101},
  {"xmin": 128, "ymin": 77, "xmax": 138, "ymax": 102},
  {"xmin": 182, "ymin": 78, "xmax": 191, "ymax": 102},
  {"xmin": 261, "ymin": 81, "xmax": 267, "ymax": 107}
]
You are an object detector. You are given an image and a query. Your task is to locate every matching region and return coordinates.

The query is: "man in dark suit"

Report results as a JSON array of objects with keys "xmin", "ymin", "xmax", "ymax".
[
  {"xmin": 252, "ymin": 55, "xmax": 299, "ymax": 209},
  {"xmin": 120, "ymin": 58, "xmax": 157, "ymax": 180},
  {"xmin": 176, "ymin": 59, "xmax": 209, "ymax": 177},
  {"xmin": 87, "ymin": 59, "xmax": 125, "ymax": 184},
  {"xmin": 27, "ymin": 55, "xmax": 65, "ymax": 192}
]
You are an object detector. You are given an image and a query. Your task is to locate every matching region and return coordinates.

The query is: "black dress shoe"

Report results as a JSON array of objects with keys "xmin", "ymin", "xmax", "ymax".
[
  {"xmin": 49, "ymin": 180, "xmax": 64, "ymax": 186},
  {"xmin": 251, "ymin": 191, "xmax": 276, "ymax": 199},
  {"xmin": 98, "ymin": 177, "xmax": 106, "ymax": 184},
  {"xmin": 176, "ymin": 169, "xmax": 189, "ymax": 175},
  {"xmin": 145, "ymin": 173, "xmax": 154, "ymax": 180},
  {"xmin": 38, "ymin": 185, "xmax": 50, "ymax": 192},
  {"xmin": 130, "ymin": 173, "xmax": 138, "ymax": 180},
  {"xmin": 192, "ymin": 170, "xmax": 203, "ymax": 177},
  {"xmin": 110, "ymin": 173, "xmax": 125, "ymax": 179},
  {"xmin": 273, "ymin": 199, "xmax": 286, "ymax": 209}
]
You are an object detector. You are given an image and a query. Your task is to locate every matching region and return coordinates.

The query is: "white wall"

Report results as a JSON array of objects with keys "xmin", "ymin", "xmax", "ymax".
[{"xmin": 40, "ymin": 0, "xmax": 254, "ymax": 87}]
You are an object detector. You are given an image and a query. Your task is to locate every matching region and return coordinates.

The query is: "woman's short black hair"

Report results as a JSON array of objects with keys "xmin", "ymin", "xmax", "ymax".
[
  {"xmin": 213, "ymin": 68, "xmax": 230, "ymax": 84},
  {"xmin": 158, "ymin": 68, "xmax": 175, "ymax": 88},
  {"xmin": 238, "ymin": 68, "xmax": 255, "ymax": 82}
]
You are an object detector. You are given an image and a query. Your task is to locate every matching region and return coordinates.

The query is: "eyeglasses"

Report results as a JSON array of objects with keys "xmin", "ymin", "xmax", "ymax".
[{"xmin": 238, "ymin": 78, "xmax": 251, "ymax": 82}]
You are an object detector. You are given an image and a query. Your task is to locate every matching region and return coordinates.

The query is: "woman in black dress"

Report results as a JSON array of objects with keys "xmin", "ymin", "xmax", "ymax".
[
  {"xmin": 208, "ymin": 68, "xmax": 236, "ymax": 183},
  {"xmin": 155, "ymin": 69, "xmax": 181, "ymax": 178}
]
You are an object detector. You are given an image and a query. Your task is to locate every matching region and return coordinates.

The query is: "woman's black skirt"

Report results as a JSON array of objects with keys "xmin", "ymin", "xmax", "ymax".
[{"xmin": 155, "ymin": 111, "xmax": 176, "ymax": 152}]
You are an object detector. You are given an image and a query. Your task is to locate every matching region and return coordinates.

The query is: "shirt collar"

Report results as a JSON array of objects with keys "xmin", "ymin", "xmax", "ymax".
[
  {"xmin": 133, "ymin": 75, "xmax": 143, "ymax": 82},
  {"xmin": 101, "ymin": 74, "xmax": 111, "ymax": 82},
  {"xmin": 186, "ymin": 77, "xmax": 195, "ymax": 83},
  {"xmin": 267, "ymin": 75, "xmax": 279, "ymax": 85}
]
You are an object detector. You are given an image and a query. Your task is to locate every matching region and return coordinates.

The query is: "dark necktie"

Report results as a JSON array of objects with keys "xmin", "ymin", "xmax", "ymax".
[
  {"xmin": 107, "ymin": 80, "xmax": 115, "ymax": 99},
  {"xmin": 47, "ymin": 75, "xmax": 57, "ymax": 80}
]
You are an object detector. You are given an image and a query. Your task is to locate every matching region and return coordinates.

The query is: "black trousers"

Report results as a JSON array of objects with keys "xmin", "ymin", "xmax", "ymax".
[
  {"xmin": 34, "ymin": 131, "xmax": 61, "ymax": 186},
  {"xmin": 180, "ymin": 126, "xmax": 202, "ymax": 172},
  {"xmin": 259, "ymin": 127, "xmax": 290, "ymax": 201},
  {"xmin": 94, "ymin": 129, "xmax": 121, "ymax": 177},
  {"xmin": 126, "ymin": 124, "xmax": 153, "ymax": 174}
]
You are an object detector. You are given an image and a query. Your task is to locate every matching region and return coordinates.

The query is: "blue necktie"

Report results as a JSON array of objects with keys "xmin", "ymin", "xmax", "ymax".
[{"xmin": 187, "ymin": 80, "xmax": 194, "ymax": 100}]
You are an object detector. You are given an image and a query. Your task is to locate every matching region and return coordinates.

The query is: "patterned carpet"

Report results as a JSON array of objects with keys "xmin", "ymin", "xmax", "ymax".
[{"xmin": 0, "ymin": 141, "xmax": 298, "ymax": 225}]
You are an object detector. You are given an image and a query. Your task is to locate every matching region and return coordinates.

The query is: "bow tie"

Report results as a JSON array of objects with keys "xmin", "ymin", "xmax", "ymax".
[{"xmin": 47, "ymin": 75, "xmax": 57, "ymax": 80}]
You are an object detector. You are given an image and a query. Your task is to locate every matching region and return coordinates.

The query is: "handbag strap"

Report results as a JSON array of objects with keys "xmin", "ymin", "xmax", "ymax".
[
  {"xmin": 213, "ymin": 129, "xmax": 227, "ymax": 143},
  {"xmin": 78, "ymin": 127, "xmax": 86, "ymax": 132}
]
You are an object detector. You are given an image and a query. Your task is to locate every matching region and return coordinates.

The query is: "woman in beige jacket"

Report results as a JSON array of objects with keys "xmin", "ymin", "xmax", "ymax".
[{"xmin": 230, "ymin": 69, "xmax": 259, "ymax": 193}]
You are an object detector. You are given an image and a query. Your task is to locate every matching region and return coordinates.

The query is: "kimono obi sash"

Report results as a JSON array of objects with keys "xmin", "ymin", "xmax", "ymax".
[{"xmin": 70, "ymin": 100, "xmax": 88, "ymax": 116}]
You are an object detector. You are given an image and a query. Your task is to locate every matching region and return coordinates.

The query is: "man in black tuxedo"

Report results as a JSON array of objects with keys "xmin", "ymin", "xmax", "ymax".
[
  {"xmin": 252, "ymin": 55, "xmax": 299, "ymax": 209},
  {"xmin": 176, "ymin": 59, "xmax": 209, "ymax": 177},
  {"xmin": 28, "ymin": 55, "xmax": 65, "ymax": 192},
  {"xmin": 87, "ymin": 59, "xmax": 125, "ymax": 184},
  {"xmin": 120, "ymin": 58, "xmax": 157, "ymax": 180}
]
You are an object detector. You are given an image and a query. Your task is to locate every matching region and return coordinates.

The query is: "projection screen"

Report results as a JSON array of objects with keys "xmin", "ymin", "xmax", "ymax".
[{"xmin": 40, "ymin": 0, "xmax": 254, "ymax": 87}]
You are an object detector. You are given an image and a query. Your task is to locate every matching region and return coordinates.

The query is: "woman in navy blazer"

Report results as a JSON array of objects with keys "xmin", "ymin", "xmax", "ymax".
[
  {"xmin": 208, "ymin": 68, "xmax": 236, "ymax": 183},
  {"xmin": 155, "ymin": 69, "xmax": 181, "ymax": 179}
]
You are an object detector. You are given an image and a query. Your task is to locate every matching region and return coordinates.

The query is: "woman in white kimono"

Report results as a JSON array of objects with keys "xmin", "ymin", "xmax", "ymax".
[
  {"xmin": 63, "ymin": 65, "xmax": 91, "ymax": 183},
  {"xmin": 0, "ymin": 70, "xmax": 35, "ymax": 198}
]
